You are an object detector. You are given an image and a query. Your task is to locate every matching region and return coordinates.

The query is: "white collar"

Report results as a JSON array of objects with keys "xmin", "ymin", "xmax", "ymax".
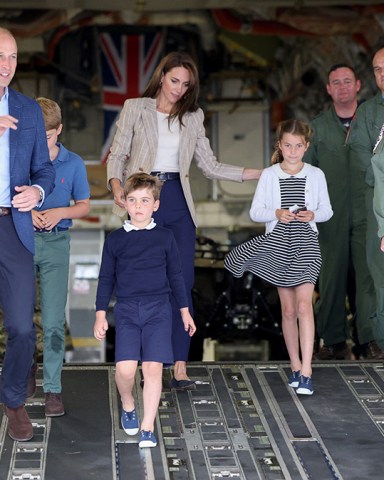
[
  {"xmin": 0, "ymin": 86, "xmax": 9, "ymax": 102},
  {"xmin": 123, "ymin": 218, "xmax": 157, "ymax": 232}
]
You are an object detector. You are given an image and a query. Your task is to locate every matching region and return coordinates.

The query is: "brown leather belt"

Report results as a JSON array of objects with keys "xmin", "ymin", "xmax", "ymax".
[{"xmin": 0, "ymin": 207, "xmax": 11, "ymax": 217}]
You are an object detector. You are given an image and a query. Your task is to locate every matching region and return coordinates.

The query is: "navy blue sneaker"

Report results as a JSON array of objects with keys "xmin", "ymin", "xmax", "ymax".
[
  {"xmin": 288, "ymin": 370, "xmax": 301, "ymax": 388},
  {"xmin": 139, "ymin": 430, "xmax": 157, "ymax": 448},
  {"xmin": 121, "ymin": 408, "xmax": 139, "ymax": 435},
  {"xmin": 296, "ymin": 375, "xmax": 314, "ymax": 395}
]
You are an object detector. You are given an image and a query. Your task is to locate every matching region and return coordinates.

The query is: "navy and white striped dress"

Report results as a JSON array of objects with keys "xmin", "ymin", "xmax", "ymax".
[{"xmin": 224, "ymin": 175, "xmax": 321, "ymax": 288}]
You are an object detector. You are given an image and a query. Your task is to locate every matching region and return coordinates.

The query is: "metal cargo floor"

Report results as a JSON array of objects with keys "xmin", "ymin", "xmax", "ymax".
[{"xmin": 1, "ymin": 362, "xmax": 384, "ymax": 480}]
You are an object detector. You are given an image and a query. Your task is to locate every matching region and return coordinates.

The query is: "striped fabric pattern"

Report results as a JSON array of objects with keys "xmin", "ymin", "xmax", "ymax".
[{"xmin": 224, "ymin": 176, "xmax": 321, "ymax": 287}]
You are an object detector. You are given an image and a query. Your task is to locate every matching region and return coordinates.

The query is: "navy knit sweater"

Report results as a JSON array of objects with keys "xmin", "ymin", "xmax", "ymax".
[{"xmin": 95, "ymin": 226, "xmax": 188, "ymax": 311}]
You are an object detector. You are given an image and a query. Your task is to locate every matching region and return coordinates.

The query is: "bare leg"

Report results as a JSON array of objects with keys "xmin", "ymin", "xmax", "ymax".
[
  {"xmin": 173, "ymin": 360, "xmax": 190, "ymax": 381},
  {"xmin": 277, "ymin": 287, "xmax": 301, "ymax": 373},
  {"xmin": 115, "ymin": 360, "xmax": 138, "ymax": 412},
  {"xmin": 141, "ymin": 361, "xmax": 163, "ymax": 432},
  {"xmin": 295, "ymin": 283, "xmax": 315, "ymax": 378}
]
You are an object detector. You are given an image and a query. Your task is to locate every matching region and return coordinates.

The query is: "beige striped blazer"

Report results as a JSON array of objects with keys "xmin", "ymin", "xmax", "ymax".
[{"xmin": 107, "ymin": 97, "xmax": 244, "ymax": 226}]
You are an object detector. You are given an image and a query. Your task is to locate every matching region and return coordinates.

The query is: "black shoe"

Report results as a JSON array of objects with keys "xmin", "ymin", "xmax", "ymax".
[
  {"xmin": 361, "ymin": 341, "xmax": 384, "ymax": 360},
  {"xmin": 170, "ymin": 377, "xmax": 196, "ymax": 390},
  {"xmin": 314, "ymin": 341, "xmax": 349, "ymax": 360}
]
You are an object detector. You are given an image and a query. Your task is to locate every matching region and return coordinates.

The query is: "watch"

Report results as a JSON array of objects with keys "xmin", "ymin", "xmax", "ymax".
[{"xmin": 36, "ymin": 187, "xmax": 43, "ymax": 202}]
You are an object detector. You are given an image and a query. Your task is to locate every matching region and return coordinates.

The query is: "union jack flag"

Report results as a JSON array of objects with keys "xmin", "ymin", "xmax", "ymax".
[{"xmin": 99, "ymin": 30, "xmax": 164, "ymax": 163}]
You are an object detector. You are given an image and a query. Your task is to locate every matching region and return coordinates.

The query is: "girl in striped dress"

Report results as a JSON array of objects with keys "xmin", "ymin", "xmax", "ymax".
[{"xmin": 224, "ymin": 119, "xmax": 333, "ymax": 395}]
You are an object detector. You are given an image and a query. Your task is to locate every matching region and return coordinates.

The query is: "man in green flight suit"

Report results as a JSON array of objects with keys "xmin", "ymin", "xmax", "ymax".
[
  {"xmin": 305, "ymin": 64, "xmax": 380, "ymax": 360},
  {"xmin": 372, "ymin": 124, "xmax": 384, "ymax": 256},
  {"xmin": 349, "ymin": 48, "xmax": 384, "ymax": 357}
]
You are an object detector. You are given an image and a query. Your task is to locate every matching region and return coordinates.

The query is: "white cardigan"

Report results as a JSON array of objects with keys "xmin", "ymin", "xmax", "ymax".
[{"xmin": 250, "ymin": 163, "xmax": 333, "ymax": 234}]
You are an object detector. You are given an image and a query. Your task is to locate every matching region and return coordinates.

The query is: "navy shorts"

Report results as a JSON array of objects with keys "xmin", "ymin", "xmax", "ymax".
[{"xmin": 114, "ymin": 299, "xmax": 173, "ymax": 365}]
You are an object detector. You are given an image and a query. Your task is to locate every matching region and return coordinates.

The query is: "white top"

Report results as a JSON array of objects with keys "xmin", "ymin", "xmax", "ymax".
[
  {"xmin": 152, "ymin": 112, "xmax": 180, "ymax": 172},
  {"xmin": 250, "ymin": 162, "xmax": 333, "ymax": 234}
]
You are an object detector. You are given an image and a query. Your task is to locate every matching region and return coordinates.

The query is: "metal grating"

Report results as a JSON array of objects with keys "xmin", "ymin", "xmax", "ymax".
[{"xmin": 1, "ymin": 362, "xmax": 384, "ymax": 479}]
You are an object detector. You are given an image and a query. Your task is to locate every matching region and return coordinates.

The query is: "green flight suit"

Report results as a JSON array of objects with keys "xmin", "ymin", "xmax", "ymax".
[
  {"xmin": 349, "ymin": 91, "xmax": 384, "ymax": 349},
  {"xmin": 371, "ymin": 129, "xmax": 384, "ymax": 238},
  {"xmin": 373, "ymin": 130, "xmax": 384, "ymax": 238},
  {"xmin": 305, "ymin": 105, "xmax": 376, "ymax": 346}
]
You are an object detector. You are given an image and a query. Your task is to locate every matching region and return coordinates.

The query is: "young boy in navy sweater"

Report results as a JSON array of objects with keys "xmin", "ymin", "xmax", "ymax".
[{"xmin": 94, "ymin": 173, "xmax": 196, "ymax": 448}]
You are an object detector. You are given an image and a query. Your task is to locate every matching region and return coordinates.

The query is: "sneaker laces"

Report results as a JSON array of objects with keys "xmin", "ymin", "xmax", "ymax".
[
  {"xmin": 301, "ymin": 375, "xmax": 311, "ymax": 385},
  {"xmin": 123, "ymin": 409, "xmax": 136, "ymax": 421}
]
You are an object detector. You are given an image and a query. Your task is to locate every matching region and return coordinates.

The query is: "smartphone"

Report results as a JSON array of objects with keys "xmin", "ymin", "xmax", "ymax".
[{"xmin": 293, "ymin": 206, "xmax": 307, "ymax": 214}]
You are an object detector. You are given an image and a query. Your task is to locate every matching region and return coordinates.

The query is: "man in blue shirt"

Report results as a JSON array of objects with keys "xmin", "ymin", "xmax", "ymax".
[
  {"xmin": 31, "ymin": 97, "xmax": 90, "ymax": 417},
  {"xmin": 0, "ymin": 28, "xmax": 54, "ymax": 442}
]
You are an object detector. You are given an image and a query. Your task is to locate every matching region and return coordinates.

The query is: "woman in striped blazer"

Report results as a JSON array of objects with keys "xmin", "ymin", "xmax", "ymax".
[{"xmin": 107, "ymin": 51, "xmax": 261, "ymax": 389}]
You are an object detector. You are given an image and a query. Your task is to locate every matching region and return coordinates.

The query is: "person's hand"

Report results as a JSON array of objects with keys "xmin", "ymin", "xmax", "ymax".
[
  {"xmin": 110, "ymin": 179, "xmax": 125, "ymax": 208},
  {"xmin": 276, "ymin": 208, "xmax": 295, "ymax": 223},
  {"xmin": 295, "ymin": 209, "xmax": 315, "ymax": 222},
  {"xmin": 381, "ymin": 237, "xmax": 384, "ymax": 252},
  {"xmin": 181, "ymin": 308, "xmax": 196, "ymax": 337},
  {"xmin": 32, "ymin": 209, "xmax": 45, "ymax": 229},
  {"xmin": 12, "ymin": 186, "xmax": 41, "ymax": 212},
  {"xmin": 0, "ymin": 115, "xmax": 18, "ymax": 137},
  {"xmin": 38, "ymin": 209, "xmax": 62, "ymax": 230},
  {"xmin": 243, "ymin": 168, "xmax": 263, "ymax": 180},
  {"xmin": 94, "ymin": 312, "xmax": 108, "ymax": 340}
]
